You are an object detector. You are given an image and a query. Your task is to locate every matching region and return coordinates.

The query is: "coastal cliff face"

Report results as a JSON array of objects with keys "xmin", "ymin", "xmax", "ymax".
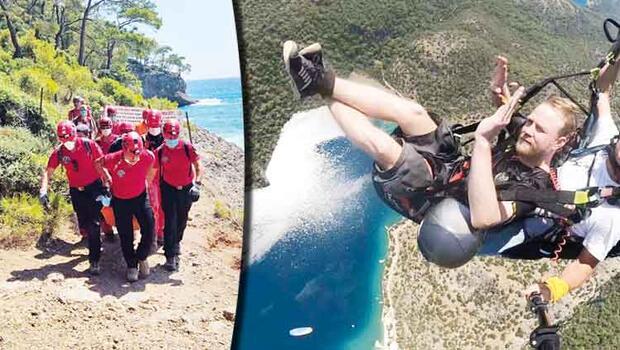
[{"xmin": 128, "ymin": 59, "xmax": 197, "ymax": 107}]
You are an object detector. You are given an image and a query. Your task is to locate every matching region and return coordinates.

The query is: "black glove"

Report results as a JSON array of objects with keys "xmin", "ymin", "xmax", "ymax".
[
  {"xmin": 189, "ymin": 184, "xmax": 200, "ymax": 203},
  {"xmin": 530, "ymin": 326, "xmax": 560, "ymax": 350},
  {"xmin": 39, "ymin": 193, "xmax": 49, "ymax": 209}
]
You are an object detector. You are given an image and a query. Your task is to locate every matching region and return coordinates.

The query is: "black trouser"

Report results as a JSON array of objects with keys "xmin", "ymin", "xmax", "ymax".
[
  {"xmin": 69, "ymin": 180, "xmax": 104, "ymax": 263},
  {"xmin": 161, "ymin": 181, "xmax": 193, "ymax": 259},
  {"xmin": 112, "ymin": 191, "xmax": 154, "ymax": 268}
]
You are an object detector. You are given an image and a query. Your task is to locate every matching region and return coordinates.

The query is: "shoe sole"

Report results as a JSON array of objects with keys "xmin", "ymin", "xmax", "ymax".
[
  {"xmin": 299, "ymin": 42, "xmax": 322, "ymax": 56},
  {"xmin": 282, "ymin": 40, "xmax": 298, "ymax": 71}
]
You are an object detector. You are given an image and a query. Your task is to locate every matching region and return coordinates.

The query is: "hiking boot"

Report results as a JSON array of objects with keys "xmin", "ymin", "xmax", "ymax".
[
  {"xmin": 173, "ymin": 255, "xmax": 180, "ymax": 272},
  {"xmin": 103, "ymin": 232, "xmax": 115, "ymax": 242},
  {"xmin": 164, "ymin": 256, "xmax": 176, "ymax": 272},
  {"xmin": 282, "ymin": 41, "xmax": 334, "ymax": 98},
  {"xmin": 88, "ymin": 261, "xmax": 100, "ymax": 276},
  {"xmin": 138, "ymin": 259, "xmax": 150, "ymax": 278},
  {"xmin": 127, "ymin": 268, "xmax": 139, "ymax": 282},
  {"xmin": 78, "ymin": 236, "xmax": 88, "ymax": 248}
]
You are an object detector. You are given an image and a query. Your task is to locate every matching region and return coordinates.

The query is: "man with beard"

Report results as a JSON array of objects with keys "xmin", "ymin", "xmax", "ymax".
[
  {"xmin": 486, "ymin": 56, "xmax": 620, "ymax": 304},
  {"xmin": 282, "ymin": 41, "xmax": 578, "ymax": 234}
]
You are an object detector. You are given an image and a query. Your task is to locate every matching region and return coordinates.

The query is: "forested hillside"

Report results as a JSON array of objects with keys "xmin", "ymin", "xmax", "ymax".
[{"xmin": 238, "ymin": 0, "xmax": 614, "ymax": 186}]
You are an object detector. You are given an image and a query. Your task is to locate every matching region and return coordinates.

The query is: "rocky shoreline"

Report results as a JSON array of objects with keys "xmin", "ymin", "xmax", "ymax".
[
  {"xmin": 382, "ymin": 220, "xmax": 620, "ymax": 349},
  {"xmin": 189, "ymin": 126, "xmax": 244, "ymax": 210}
]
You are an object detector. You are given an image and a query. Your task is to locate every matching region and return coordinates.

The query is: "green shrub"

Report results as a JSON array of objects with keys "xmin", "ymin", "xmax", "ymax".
[
  {"xmin": 97, "ymin": 77, "xmax": 144, "ymax": 106},
  {"xmin": 147, "ymin": 96, "xmax": 178, "ymax": 110},
  {"xmin": 0, "ymin": 192, "xmax": 71, "ymax": 248},
  {"xmin": 0, "ymin": 79, "xmax": 54, "ymax": 135},
  {"xmin": 214, "ymin": 199, "xmax": 231, "ymax": 219},
  {"xmin": 12, "ymin": 66, "xmax": 60, "ymax": 96},
  {"xmin": 0, "ymin": 127, "xmax": 60, "ymax": 196}
]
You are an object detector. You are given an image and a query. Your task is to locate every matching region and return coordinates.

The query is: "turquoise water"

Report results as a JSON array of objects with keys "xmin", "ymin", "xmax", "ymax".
[
  {"xmin": 573, "ymin": 0, "xmax": 586, "ymax": 6},
  {"xmin": 237, "ymin": 135, "xmax": 400, "ymax": 350},
  {"xmin": 180, "ymin": 77, "xmax": 244, "ymax": 148}
]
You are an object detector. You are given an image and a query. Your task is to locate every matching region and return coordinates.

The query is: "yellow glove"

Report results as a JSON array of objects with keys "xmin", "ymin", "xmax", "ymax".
[{"xmin": 544, "ymin": 276, "xmax": 570, "ymax": 303}]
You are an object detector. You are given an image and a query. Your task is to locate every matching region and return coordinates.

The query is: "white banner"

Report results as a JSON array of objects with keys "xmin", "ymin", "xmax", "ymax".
[{"xmin": 104, "ymin": 105, "xmax": 184, "ymax": 123}]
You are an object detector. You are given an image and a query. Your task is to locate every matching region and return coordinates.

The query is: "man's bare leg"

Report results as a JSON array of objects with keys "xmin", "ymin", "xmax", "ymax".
[
  {"xmin": 330, "ymin": 77, "xmax": 437, "ymax": 137},
  {"xmin": 328, "ymin": 100, "xmax": 402, "ymax": 170}
]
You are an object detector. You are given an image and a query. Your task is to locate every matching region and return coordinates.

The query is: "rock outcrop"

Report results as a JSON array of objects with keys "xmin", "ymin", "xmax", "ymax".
[{"xmin": 128, "ymin": 59, "xmax": 197, "ymax": 107}]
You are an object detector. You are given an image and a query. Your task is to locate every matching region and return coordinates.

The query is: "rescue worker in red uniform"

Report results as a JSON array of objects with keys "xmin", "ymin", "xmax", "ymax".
[
  {"xmin": 95, "ymin": 116, "xmax": 118, "ymax": 240},
  {"xmin": 95, "ymin": 117, "xmax": 117, "ymax": 155},
  {"xmin": 68, "ymin": 96, "xmax": 88, "ymax": 120},
  {"xmin": 108, "ymin": 122, "xmax": 136, "ymax": 154},
  {"xmin": 68, "ymin": 97, "xmax": 95, "ymax": 138},
  {"xmin": 40, "ymin": 121, "xmax": 105, "ymax": 275},
  {"xmin": 156, "ymin": 119, "xmax": 203, "ymax": 271},
  {"xmin": 135, "ymin": 109, "xmax": 151, "ymax": 136},
  {"xmin": 144, "ymin": 110, "xmax": 165, "ymax": 247},
  {"xmin": 96, "ymin": 131, "xmax": 156, "ymax": 282},
  {"xmin": 107, "ymin": 107, "xmax": 122, "ymax": 135}
]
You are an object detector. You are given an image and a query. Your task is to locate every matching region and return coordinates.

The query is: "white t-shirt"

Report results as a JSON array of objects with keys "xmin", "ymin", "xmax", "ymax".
[{"xmin": 557, "ymin": 115, "xmax": 620, "ymax": 261}]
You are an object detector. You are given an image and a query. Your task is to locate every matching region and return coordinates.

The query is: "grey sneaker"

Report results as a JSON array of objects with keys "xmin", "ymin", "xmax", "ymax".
[
  {"xmin": 283, "ymin": 41, "xmax": 332, "ymax": 98},
  {"xmin": 138, "ymin": 259, "xmax": 150, "ymax": 278},
  {"xmin": 88, "ymin": 261, "xmax": 100, "ymax": 275},
  {"xmin": 164, "ymin": 257, "xmax": 175, "ymax": 272},
  {"xmin": 127, "ymin": 268, "xmax": 139, "ymax": 282}
]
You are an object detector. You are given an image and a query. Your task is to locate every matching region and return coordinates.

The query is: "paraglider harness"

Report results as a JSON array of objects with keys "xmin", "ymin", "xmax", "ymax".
[{"xmin": 412, "ymin": 18, "xmax": 620, "ymax": 261}]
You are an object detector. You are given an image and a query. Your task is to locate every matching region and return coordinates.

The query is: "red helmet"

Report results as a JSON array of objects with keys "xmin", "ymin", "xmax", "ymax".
[
  {"xmin": 142, "ymin": 109, "xmax": 152, "ymax": 121},
  {"xmin": 106, "ymin": 107, "xmax": 117, "ymax": 116},
  {"xmin": 99, "ymin": 116, "xmax": 112, "ymax": 129},
  {"xmin": 163, "ymin": 119, "xmax": 181, "ymax": 139},
  {"xmin": 118, "ymin": 121, "xmax": 135, "ymax": 135},
  {"xmin": 56, "ymin": 121, "xmax": 76, "ymax": 142},
  {"xmin": 146, "ymin": 110, "xmax": 163, "ymax": 128},
  {"xmin": 121, "ymin": 131, "xmax": 144, "ymax": 155}
]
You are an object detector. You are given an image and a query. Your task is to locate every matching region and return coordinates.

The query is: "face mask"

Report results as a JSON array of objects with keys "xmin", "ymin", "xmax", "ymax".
[
  {"xmin": 80, "ymin": 109, "xmax": 87, "ymax": 117},
  {"xmin": 165, "ymin": 139, "xmax": 179, "ymax": 148},
  {"xmin": 102, "ymin": 129, "xmax": 112, "ymax": 137},
  {"xmin": 63, "ymin": 141, "xmax": 76, "ymax": 151},
  {"xmin": 149, "ymin": 127, "xmax": 161, "ymax": 136}
]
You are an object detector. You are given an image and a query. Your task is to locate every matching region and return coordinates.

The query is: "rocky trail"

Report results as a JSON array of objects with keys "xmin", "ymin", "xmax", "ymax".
[{"xmin": 0, "ymin": 128, "xmax": 244, "ymax": 350}]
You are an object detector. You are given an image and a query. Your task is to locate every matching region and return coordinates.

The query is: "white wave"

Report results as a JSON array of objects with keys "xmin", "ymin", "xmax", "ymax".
[
  {"xmin": 195, "ymin": 98, "xmax": 224, "ymax": 106},
  {"xmin": 249, "ymin": 106, "xmax": 368, "ymax": 264}
]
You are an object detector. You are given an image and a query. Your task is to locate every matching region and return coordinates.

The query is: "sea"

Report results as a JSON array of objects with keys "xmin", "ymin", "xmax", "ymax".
[
  {"xmin": 236, "ymin": 107, "xmax": 401, "ymax": 349},
  {"xmin": 180, "ymin": 77, "xmax": 244, "ymax": 148}
]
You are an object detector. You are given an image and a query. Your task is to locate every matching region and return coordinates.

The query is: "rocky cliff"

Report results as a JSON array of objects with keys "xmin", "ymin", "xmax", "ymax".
[{"xmin": 128, "ymin": 59, "xmax": 197, "ymax": 107}]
